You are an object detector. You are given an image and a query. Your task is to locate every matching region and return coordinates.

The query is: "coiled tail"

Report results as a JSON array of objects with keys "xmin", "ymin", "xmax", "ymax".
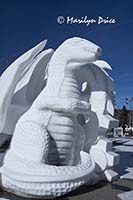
[{"xmin": 1, "ymin": 151, "xmax": 95, "ymax": 198}]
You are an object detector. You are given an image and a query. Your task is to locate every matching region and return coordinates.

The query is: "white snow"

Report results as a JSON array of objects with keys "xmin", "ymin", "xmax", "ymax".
[
  {"xmin": 113, "ymin": 138, "xmax": 133, "ymax": 180},
  {"xmin": 114, "ymin": 145, "xmax": 133, "ymax": 152},
  {"xmin": 121, "ymin": 167, "xmax": 133, "ymax": 179},
  {"xmin": 117, "ymin": 190, "xmax": 133, "ymax": 200},
  {"xmin": 0, "ymin": 198, "xmax": 10, "ymax": 200}
]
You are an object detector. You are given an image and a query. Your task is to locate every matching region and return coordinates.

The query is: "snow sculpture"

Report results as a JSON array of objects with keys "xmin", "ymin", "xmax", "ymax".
[
  {"xmin": 80, "ymin": 61, "xmax": 119, "ymax": 182},
  {"xmin": 0, "ymin": 37, "xmax": 119, "ymax": 198},
  {"xmin": 0, "ymin": 40, "xmax": 53, "ymax": 135}
]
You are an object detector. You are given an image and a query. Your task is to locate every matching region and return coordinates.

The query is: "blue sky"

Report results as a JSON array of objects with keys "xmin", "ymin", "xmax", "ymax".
[{"xmin": 0, "ymin": 0, "xmax": 133, "ymax": 109}]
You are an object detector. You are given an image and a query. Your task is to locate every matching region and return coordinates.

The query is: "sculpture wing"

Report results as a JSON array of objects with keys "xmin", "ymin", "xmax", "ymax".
[
  {"xmin": 12, "ymin": 48, "xmax": 54, "ymax": 105},
  {"xmin": 0, "ymin": 40, "xmax": 48, "ymax": 133}
]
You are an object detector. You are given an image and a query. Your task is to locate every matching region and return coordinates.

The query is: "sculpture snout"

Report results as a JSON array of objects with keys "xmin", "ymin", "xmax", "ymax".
[{"xmin": 83, "ymin": 39, "xmax": 102, "ymax": 57}]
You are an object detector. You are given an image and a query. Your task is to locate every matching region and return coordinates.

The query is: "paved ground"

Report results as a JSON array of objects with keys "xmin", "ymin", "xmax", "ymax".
[{"xmin": 0, "ymin": 136, "xmax": 132, "ymax": 200}]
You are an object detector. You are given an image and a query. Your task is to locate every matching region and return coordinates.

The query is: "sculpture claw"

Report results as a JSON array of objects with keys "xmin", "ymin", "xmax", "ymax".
[{"xmin": 92, "ymin": 60, "xmax": 112, "ymax": 70}]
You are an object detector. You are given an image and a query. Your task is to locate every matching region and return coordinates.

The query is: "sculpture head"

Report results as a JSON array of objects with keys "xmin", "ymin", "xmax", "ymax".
[{"xmin": 50, "ymin": 37, "xmax": 102, "ymax": 67}]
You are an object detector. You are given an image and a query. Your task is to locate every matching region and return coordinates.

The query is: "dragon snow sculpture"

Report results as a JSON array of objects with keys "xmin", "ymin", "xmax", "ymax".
[{"xmin": 0, "ymin": 37, "xmax": 119, "ymax": 198}]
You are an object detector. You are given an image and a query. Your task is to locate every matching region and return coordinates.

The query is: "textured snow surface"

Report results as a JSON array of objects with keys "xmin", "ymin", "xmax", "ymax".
[
  {"xmin": 114, "ymin": 145, "xmax": 133, "ymax": 152},
  {"xmin": 124, "ymin": 140, "xmax": 133, "ymax": 146},
  {"xmin": 0, "ymin": 198, "xmax": 10, "ymax": 200},
  {"xmin": 113, "ymin": 138, "xmax": 133, "ymax": 179},
  {"xmin": 117, "ymin": 190, "xmax": 133, "ymax": 200},
  {"xmin": 121, "ymin": 167, "xmax": 133, "ymax": 180}
]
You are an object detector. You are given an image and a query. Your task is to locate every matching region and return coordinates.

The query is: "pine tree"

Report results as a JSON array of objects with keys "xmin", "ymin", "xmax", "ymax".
[{"xmin": 119, "ymin": 105, "xmax": 128, "ymax": 126}]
